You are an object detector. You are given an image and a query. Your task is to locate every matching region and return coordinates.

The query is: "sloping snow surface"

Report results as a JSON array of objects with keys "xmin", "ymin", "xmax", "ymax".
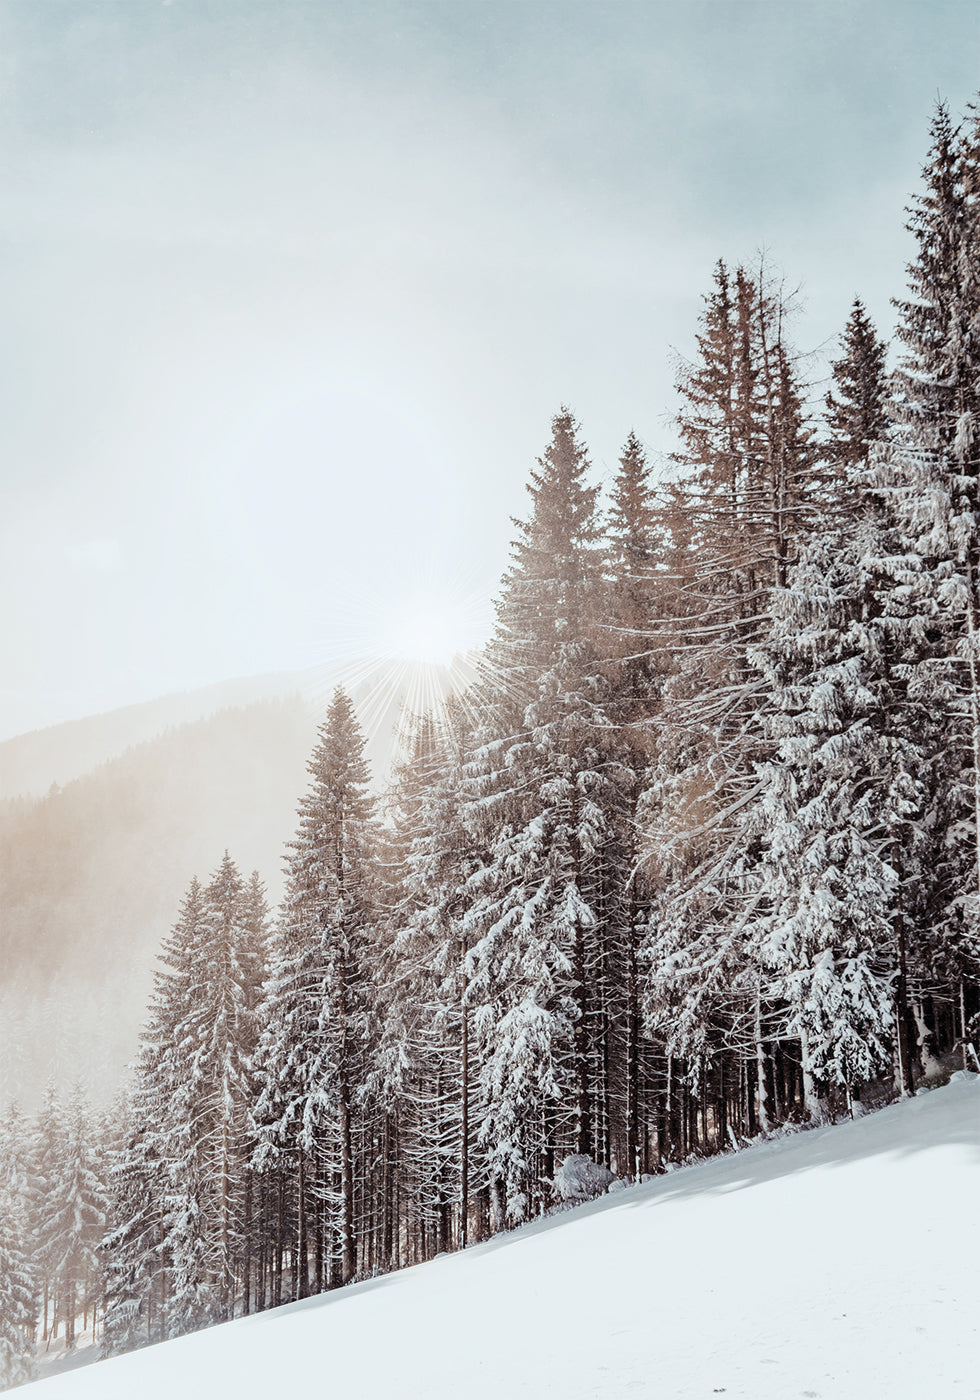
[{"xmin": 31, "ymin": 1079, "xmax": 980, "ymax": 1400}]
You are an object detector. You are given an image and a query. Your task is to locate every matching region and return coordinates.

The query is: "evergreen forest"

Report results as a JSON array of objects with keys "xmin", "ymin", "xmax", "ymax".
[{"xmin": 3, "ymin": 98, "xmax": 980, "ymax": 1387}]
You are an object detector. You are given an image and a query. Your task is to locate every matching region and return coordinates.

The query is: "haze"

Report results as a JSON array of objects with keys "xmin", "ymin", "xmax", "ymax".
[{"xmin": 2, "ymin": 0, "xmax": 978, "ymax": 740}]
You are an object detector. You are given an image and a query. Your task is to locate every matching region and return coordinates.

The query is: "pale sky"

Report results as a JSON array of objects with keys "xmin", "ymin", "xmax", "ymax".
[{"xmin": 2, "ymin": 0, "xmax": 978, "ymax": 739}]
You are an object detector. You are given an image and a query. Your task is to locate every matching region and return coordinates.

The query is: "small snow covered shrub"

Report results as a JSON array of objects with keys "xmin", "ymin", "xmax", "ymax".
[{"xmin": 551, "ymin": 1155, "xmax": 616, "ymax": 1203}]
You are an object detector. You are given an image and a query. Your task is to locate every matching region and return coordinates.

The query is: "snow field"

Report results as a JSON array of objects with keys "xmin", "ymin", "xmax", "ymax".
[{"xmin": 29, "ymin": 1077, "xmax": 980, "ymax": 1400}]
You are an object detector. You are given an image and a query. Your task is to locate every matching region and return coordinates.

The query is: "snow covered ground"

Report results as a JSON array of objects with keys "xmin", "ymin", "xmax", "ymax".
[
  {"xmin": 29, "ymin": 1077, "xmax": 980, "ymax": 1400},
  {"xmin": 34, "ymin": 1331, "xmax": 99, "ymax": 1386}
]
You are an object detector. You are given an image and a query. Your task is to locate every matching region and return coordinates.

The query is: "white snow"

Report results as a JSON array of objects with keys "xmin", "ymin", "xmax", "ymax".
[{"xmin": 28, "ymin": 1078, "xmax": 980, "ymax": 1400}]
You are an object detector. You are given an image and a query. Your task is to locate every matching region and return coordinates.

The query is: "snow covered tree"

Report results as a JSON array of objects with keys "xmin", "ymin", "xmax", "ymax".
[
  {"xmin": 235, "ymin": 871, "xmax": 270, "ymax": 1314},
  {"xmin": 671, "ymin": 258, "xmax": 814, "ymax": 605},
  {"xmin": 825, "ymin": 298, "xmax": 892, "ymax": 474},
  {"xmin": 641, "ymin": 260, "xmax": 819, "ymax": 1138},
  {"xmin": 750, "ymin": 539, "xmax": 919, "ymax": 1111},
  {"xmin": 32, "ymin": 1083, "xmax": 66, "ymax": 1345},
  {"xmin": 103, "ymin": 880, "xmax": 200, "ymax": 1349},
  {"xmin": 465, "ymin": 409, "xmax": 618, "ymax": 1223},
  {"xmin": 38, "ymin": 1093, "xmax": 107, "ymax": 1348},
  {"xmin": 735, "ymin": 304, "xmax": 915, "ymax": 1115},
  {"xmin": 374, "ymin": 700, "xmax": 486, "ymax": 1256},
  {"xmin": 105, "ymin": 857, "xmax": 259, "ymax": 1343},
  {"xmin": 600, "ymin": 432, "xmax": 673, "ymax": 1175},
  {"xmin": 102, "ymin": 1090, "xmax": 164, "ymax": 1355},
  {"xmin": 606, "ymin": 430, "xmax": 669, "ymax": 699},
  {"xmin": 253, "ymin": 687, "xmax": 379, "ymax": 1289},
  {"xmin": 162, "ymin": 855, "xmax": 254, "ymax": 1329},
  {"xmin": 0, "ymin": 1200, "xmax": 36, "ymax": 1386},
  {"xmin": 0, "ymin": 1105, "xmax": 37, "ymax": 1388},
  {"xmin": 883, "ymin": 101, "xmax": 980, "ymax": 1043}
]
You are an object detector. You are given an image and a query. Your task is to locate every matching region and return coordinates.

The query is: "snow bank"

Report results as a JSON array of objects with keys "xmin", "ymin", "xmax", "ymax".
[{"xmin": 28, "ymin": 1078, "xmax": 980, "ymax": 1400}]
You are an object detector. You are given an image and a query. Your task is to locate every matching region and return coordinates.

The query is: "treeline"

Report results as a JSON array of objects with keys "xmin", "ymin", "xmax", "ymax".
[
  {"xmin": 0, "ymin": 1089, "xmax": 111, "ymax": 1388},
  {"xmin": 3, "ymin": 98, "xmax": 980, "ymax": 1385}
]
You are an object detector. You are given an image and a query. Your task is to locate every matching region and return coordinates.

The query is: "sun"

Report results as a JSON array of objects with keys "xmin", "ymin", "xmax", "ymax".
[
  {"xmin": 306, "ymin": 575, "xmax": 493, "ymax": 773},
  {"xmin": 385, "ymin": 598, "xmax": 467, "ymax": 669}
]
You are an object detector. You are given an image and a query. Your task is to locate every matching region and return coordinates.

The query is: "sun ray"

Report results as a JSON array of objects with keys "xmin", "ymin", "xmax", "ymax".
[{"xmin": 294, "ymin": 553, "xmax": 516, "ymax": 782}]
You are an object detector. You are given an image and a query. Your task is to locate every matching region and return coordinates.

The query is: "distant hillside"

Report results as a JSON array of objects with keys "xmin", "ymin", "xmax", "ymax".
[
  {"xmin": 0, "ymin": 656, "xmax": 478, "ymax": 802},
  {"xmin": 0, "ymin": 673, "xmax": 305, "ymax": 801},
  {"xmin": 0, "ymin": 656, "xmax": 477, "ymax": 1107},
  {"xmin": 0, "ymin": 696, "xmax": 316, "ymax": 1106}
]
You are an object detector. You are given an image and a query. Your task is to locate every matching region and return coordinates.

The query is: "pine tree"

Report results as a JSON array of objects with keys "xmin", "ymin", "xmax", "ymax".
[
  {"xmin": 884, "ymin": 102, "xmax": 980, "ymax": 1045},
  {"xmin": 375, "ymin": 700, "xmax": 485, "ymax": 1257},
  {"xmin": 600, "ymin": 432, "xmax": 671, "ymax": 1175},
  {"xmin": 105, "ymin": 860, "xmax": 257, "ymax": 1343},
  {"xmin": 254, "ymin": 687, "xmax": 378, "ymax": 1289},
  {"xmin": 466, "ymin": 409, "xmax": 617, "ymax": 1223},
  {"xmin": 33, "ymin": 1082, "xmax": 66, "ymax": 1345},
  {"xmin": 735, "ymin": 302, "xmax": 916, "ymax": 1115},
  {"xmin": 103, "ymin": 898, "xmax": 195, "ymax": 1357},
  {"xmin": 641, "ymin": 260, "xmax": 819, "ymax": 1136},
  {"xmin": 159, "ymin": 856, "xmax": 253, "ymax": 1330},
  {"xmin": 38, "ymin": 1092, "xmax": 107, "ymax": 1348},
  {"xmin": 0, "ymin": 1105, "xmax": 37, "ymax": 1387},
  {"xmin": 235, "ymin": 871, "xmax": 270, "ymax": 1315},
  {"xmin": 606, "ymin": 431, "xmax": 666, "ymax": 697},
  {"xmin": 826, "ymin": 299, "xmax": 892, "ymax": 474},
  {"xmin": 102, "ymin": 1088, "xmax": 162, "ymax": 1356}
]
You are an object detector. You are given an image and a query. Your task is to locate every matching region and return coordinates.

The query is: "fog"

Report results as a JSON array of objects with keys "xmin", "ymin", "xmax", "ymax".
[
  {"xmin": 0, "ymin": 657, "xmax": 469, "ymax": 1107},
  {"xmin": 3, "ymin": 1, "xmax": 978, "ymax": 737},
  {"xmin": 1, "ymin": 1, "xmax": 978, "ymax": 1103}
]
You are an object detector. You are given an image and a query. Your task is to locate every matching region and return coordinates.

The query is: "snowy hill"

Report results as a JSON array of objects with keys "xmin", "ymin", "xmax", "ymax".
[{"xmin": 29, "ymin": 1078, "xmax": 980, "ymax": 1400}]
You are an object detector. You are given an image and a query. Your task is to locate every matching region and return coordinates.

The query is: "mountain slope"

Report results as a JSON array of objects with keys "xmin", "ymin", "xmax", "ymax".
[
  {"xmin": 0, "ymin": 674, "xmax": 302, "ymax": 800},
  {"xmin": 30, "ymin": 1078, "xmax": 980, "ymax": 1400},
  {"xmin": 0, "ymin": 656, "xmax": 477, "ymax": 1107},
  {"xmin": 0, "ymin": 697, "xmax": 316, "ymax": 1106},
  {"xmin": 0, "ymin": 656, "xmax": 476, "ymax": 802}
]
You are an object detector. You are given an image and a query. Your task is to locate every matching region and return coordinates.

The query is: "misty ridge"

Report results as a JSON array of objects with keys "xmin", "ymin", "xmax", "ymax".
[
  {"xmin": 0, "ymin": 673, "xmax": 302, "ymax": 802},
  {"xmin": 0, "ymin": 659, "xmax": 469, "ymax": 1109},
  {"xmin": 0, "ymin": 696, "xmax": 312, "ymax": 1107}
]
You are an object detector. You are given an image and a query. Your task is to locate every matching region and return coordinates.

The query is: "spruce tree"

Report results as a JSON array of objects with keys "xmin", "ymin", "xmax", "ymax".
[
  {"xmin": 254, "ymin": 687, "xmax": 378, "ymax": 1288},
  {"xmin": 105, "ymin": 861, "xmax": 257, "ymax": 1342},
  {"xmin": 825, "ymin": 298, "xmax": 892, "ymax": 474},
  {"xmin": 739, "ymin": 302, "xmax": 922, "ymax": 1115},
  {"xmin": 0, "ymin": 1104, "xmax": 37, "ymax": 1387},
  {"xmin": 601, "ymin": 432, "xmax": 669, "ymax": 1175},
  {"xmin": 466, "ymin": 409, "xmax": 616, "ymax": 1223},
  {"xmin": 39, "ymin": 1093, "xmax": 107, "ymax": 1348},
  {"xmin": 885, "ymin": 102, "xmax": 980, "ymax": 1040},
  {"xmin": 642, "ymin": 260, "xmax": 818, "ymax": 1136}
]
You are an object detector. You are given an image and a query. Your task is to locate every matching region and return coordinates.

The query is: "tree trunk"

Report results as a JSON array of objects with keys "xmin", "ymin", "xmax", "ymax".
[
  {"xmin": 961, "ymin": 979, "xmax": 971, "ymax": 1072},
  {"xmin": 571, "ymin": 880, "xmax": 591, "ymax": 1154},
  {"xmin": 893, "ymin": 858, "xmax": 916, "ymax": 1098},
  {"xmin": 339, "ymin": 1079, "xmax": 356, "ymax": 1283},
  {"xmin": 242, "ymin": 1172, "xmax": 252, "ymax": 1315},
  {"xmin": 912, "ymin": 1000, "xmax": 942, "ymax": 1081},
  {"xmin": 460, "ymin": 929, "xmax": 470, "ymax": 1249},
  {"xmin": 296, "ymin": 1146, "xmax": 310, "ymax": 1298},
  {"xmin": 754, "ymin": 985, "xmax": 771, "ymax": 1133},
  {"xmin": 626, "ymin": 910, "xmax": 640, "ymax": 1178},
  {"xmin": 65, "ymin": 1280, "xmax": 75, "ymax": 1350}
]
